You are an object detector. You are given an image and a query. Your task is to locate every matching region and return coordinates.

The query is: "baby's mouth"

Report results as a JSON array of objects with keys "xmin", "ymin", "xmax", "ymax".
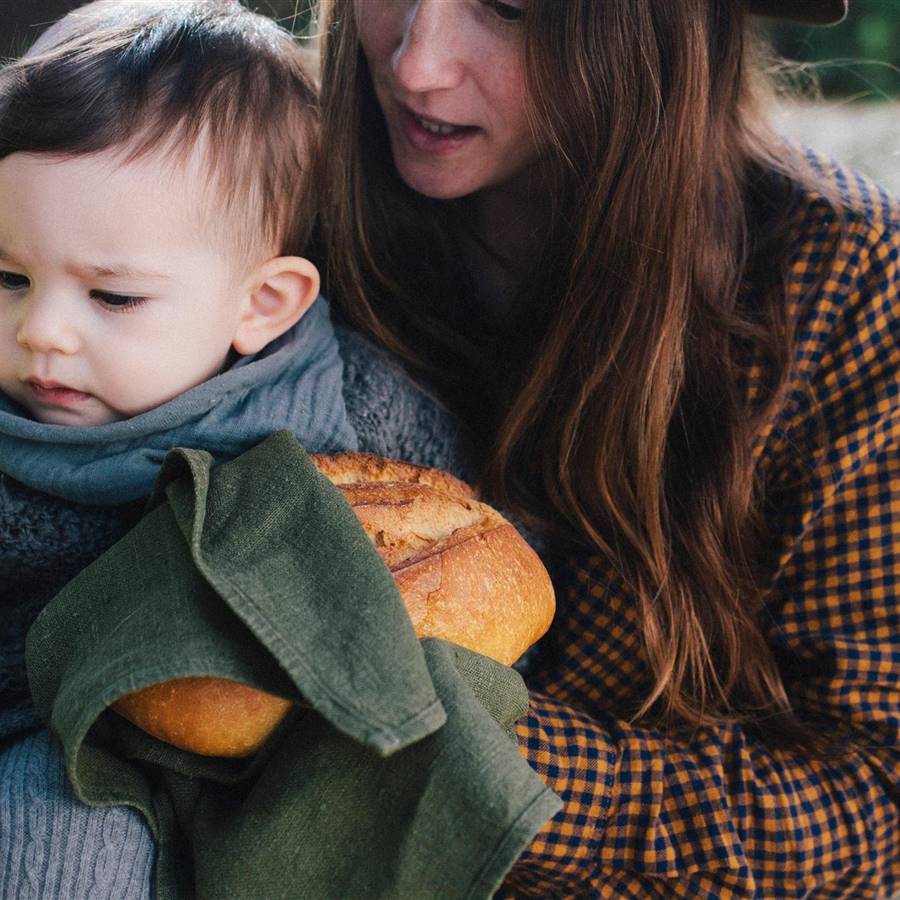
[{"xmin": 27, "ymin": 378, "xmax": 92, "ymax": 407}]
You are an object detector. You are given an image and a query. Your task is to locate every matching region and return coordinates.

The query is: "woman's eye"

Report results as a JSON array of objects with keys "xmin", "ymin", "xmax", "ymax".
[
  {"xmin": 484, "ymin": 0, "xmax": 525, "ymax": 22},
  {"xmin": 0, "ymin": 270, "xmax": 30, "ymax": 291},
  {"xmin": 91, "ymin": 290, "xmax": 149, "ymax": 312}
]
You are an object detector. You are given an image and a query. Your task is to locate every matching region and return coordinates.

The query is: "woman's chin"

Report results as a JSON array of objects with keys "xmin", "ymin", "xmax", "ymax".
[
  {"xmin": 395, "ymin": 167, "xmax": 478, "ymax": 201},
  {"xmin": 391, "ymin": 151, "xmax": 539, "ymax": 203}
]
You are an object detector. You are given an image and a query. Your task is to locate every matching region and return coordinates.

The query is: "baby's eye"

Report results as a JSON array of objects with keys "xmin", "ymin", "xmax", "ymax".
[
  {"xmin": 483, "ymin": 0, "xmax": 526, "ymax": 22},
  {"xmin": 0, "ymin": 270, "xmax": 30, "ymax": 291},
  {"xmin": 90, "ymin": 290, "xmax": 149, "ymax": 312}
]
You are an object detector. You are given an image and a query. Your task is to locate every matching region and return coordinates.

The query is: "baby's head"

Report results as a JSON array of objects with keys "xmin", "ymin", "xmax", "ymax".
[{"xmin": 0, "ymin": 0, "xmax": 320, "ymax": 426}]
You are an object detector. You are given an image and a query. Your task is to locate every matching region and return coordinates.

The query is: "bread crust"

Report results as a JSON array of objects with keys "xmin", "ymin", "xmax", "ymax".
[
  {"xmin": 112, "ymin": 453, "xmax": 555, "ymax": 756},
  {"xmin": 111, "ymin": 677, "xmax": 292, "ymax": 758},
  {"xmin": 393, "ymin": 521, "xmax": 554, "ymax": 666},
  {"xmin": 310, "ymin": 451, "xmax": 476, "ymax": 501}
]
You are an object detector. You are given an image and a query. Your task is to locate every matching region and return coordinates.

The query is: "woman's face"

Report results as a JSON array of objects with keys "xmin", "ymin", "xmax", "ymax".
[{"xmin": 356, "ymin": 0, "xmax": 539, "ymax": 200}]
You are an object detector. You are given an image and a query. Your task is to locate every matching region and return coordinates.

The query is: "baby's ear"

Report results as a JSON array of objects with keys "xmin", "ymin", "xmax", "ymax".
[{"xmin": 231, "ymin": 256, "xmax": 320, "ymax": 356}]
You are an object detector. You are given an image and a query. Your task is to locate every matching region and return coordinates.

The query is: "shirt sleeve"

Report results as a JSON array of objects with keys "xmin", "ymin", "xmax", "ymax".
[{"xmin": 501, "ymin": 209, "xmax": 900, "ymax": 897}]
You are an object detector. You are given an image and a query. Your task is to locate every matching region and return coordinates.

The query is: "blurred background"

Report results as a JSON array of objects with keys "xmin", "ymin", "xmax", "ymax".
[
  {"xmin": 1, "ymin": 0, "xmax": 898, "ymax": 192},
  {"xmin": 766, "ymin": 0, "xmax": 900, "ymax": 193}
]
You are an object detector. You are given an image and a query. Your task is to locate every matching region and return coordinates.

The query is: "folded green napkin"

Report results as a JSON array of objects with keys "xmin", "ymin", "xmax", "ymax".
[{"xmin": 26, "ymin": 432, "xmax": 561, "ymax": 898}]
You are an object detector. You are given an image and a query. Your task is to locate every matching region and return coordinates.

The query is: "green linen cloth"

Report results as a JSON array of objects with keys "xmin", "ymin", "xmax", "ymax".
[{"xmin": 26, "ymin": 431, "xmax": 561, "ymax": 898}]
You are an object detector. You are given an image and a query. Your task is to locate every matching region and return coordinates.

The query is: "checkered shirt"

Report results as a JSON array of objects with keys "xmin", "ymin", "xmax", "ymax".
[{"xmin": 500, "ymin": 158, "xmax": 900, "ymax": 898}]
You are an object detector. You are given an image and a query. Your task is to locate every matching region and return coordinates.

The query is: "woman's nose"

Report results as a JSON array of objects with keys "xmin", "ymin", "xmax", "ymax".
[
  {"xmin": 391, "ymin": 0, "xmax": 466, "ymax": 94},
  {"xmin": 16, "ymin": 295, "xmax": 80, "ymax": 356}
]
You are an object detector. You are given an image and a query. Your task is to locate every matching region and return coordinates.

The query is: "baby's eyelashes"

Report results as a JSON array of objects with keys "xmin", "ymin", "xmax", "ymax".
[
  {"xmin": 90, "ymin": 290, "xmax": 150, "ymax": 312},
  {"xmin": 0, "ymin": 270, "xmax": 29, "ymax": 291},
  {"xmin": 0, "ymin": 273, "xmax": 150, "ymax": 312}
]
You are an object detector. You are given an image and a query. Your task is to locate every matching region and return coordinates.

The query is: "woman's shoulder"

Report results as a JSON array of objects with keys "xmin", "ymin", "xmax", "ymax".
[
  {"xmin": 753, "ymin": 150, "xmax": 900, "ymax": 478},
  {"xmin": 763, "ymin": 148, "xmax": 900, "ymax": 337},
  {"xmin": 334, "ymin": 325, "xmax": 478, "ymax": 482},
  {"xmin": 786, "ymin": 147, "xmax": 899, "ymax": 247}
]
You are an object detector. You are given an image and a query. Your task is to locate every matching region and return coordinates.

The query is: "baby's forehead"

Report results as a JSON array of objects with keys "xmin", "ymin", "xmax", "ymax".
[
  {"xmin": 0, "ymin": 145, "xmax": 266, "ymax": 282},
  {"xmin": 106, "ymin": 136, "xmax": 275, "ymax": 268}
]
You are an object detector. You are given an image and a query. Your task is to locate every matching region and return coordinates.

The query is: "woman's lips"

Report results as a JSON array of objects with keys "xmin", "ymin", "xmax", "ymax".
[
  {"xmin": 27, "ymin": 380, "xmax": 92, "ymax": 407},
  {"xmin": 398, "ymin": 104, "xmax": 480, "ymax": 154}
]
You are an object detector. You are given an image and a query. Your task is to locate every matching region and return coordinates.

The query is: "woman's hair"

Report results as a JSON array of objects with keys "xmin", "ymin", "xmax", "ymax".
[
  {"xmin": 0, "ymin": 0, "xmax": 319, "ymax": 259},
  {"xmin": 315, "ymin": 0, "xmax": 838, "ymax": 744}
]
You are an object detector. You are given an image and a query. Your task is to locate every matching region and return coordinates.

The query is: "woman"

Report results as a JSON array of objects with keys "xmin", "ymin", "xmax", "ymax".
[{"xmin": 314, "ymin": 0, "xmax": 899, "ymax": 895}]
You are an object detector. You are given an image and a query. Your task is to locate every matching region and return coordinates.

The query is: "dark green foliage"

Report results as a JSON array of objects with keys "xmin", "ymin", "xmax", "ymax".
[
  {"xmin": 769, "ymin": 0, "xmax": 900, "ymax": 99},
  {"xmin": 1, "ymin": 0, "xmax": 81, "ymax": 60},
  {"xmin": 244, "ymin": 0, "xmax": 314, "ymax": 36}
]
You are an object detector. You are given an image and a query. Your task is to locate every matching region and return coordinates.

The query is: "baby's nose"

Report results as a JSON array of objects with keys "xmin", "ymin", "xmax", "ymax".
[{"xmin": 16, "ymin": 297, "xmax": 81, "ymax": 355}]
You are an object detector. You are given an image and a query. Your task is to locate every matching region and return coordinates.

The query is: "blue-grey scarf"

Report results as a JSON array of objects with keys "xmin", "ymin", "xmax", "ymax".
[{"xmin": 0, "ymin": 297, "xmax": 357, "ymax": 505}]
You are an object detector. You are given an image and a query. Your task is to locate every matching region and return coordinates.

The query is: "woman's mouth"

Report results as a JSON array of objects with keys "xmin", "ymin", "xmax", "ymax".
[
  {"xmin": 413, "ymin": 114, "xmax": 464, "ymax": 137},
  {"xmin": 399, "ymin": 105, "xmax": 480, "ymax": 153}
]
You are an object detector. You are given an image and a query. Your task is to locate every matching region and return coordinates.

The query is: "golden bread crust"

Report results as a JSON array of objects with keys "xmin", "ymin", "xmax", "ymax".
[
  {"xmin": 309, "ymin": 451, "xmax": 476, "ymax": 500},
  {"xmin": 111, "ymin": 677, "xmax": 292, "ymax": 757}
]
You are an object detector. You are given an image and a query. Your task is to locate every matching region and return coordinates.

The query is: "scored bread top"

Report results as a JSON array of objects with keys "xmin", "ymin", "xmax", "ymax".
[
  {"xmin": 334, "ymin": 481, "xmax": 502, "ymax": 569},
  {"xmin": 310, "ymin": 452, "xmax": 476, "ymax": 500},
  {"xmin": 312, "ymin": 452, "xmax": 499, "ymax": 568},
  {"xmin": 312, "ymin": 452, "xmax": 556, "ymax": 667}
]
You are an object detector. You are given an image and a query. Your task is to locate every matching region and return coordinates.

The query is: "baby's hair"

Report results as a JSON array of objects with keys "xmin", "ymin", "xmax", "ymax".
[{"xmin": 0, "ymin": 0, "xmax": 318, "ymax": 262}]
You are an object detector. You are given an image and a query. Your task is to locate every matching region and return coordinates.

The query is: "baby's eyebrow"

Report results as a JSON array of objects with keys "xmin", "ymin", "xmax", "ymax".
[
  {"xmin": 0, "ymin": 250, "xmax": 170, "ymax": 282},
  {"xmin": 0, "ymin": 245, "xmax": 22, "ymax": 266},
  {"xmin": 79, "ymin": 262, "xmax": 171, "ymax": 281}
]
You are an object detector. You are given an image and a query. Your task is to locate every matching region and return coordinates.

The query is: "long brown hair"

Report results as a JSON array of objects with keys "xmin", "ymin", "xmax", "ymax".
[{"xmin": 316, "ymin": 0, "xmax": 834, "ymax": 743}]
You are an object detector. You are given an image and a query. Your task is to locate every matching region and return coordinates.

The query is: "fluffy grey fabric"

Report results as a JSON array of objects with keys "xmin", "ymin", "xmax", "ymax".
[{"xmin": 336, "ymin": 327, "xmax": 475, "ymax": 478}]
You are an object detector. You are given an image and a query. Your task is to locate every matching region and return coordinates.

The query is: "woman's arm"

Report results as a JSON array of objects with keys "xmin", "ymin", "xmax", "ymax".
[
  {"xmin": 502, "ymin": 194, "xmax": 900, "ymax": 897},
  {"xmin": 507, "ymin": 587, "xmax": 897, "ymax": 897}
]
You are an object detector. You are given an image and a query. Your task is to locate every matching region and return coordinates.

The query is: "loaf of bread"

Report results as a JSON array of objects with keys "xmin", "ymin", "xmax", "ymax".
[{"xmin": 111, "ymin": 453, "xmax": 555, "ymax": 756}]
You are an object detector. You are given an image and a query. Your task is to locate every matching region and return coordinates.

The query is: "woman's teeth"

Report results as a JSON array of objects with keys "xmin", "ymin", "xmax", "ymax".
[{"xmin": 415, "ymin": 114, "xmax": 463, "ymax": 136}]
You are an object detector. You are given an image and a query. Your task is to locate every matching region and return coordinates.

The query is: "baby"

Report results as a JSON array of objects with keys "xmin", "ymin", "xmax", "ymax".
[
  {"xmin": 0, "ymin": 4, "xmax": 474, "ymax": 894},
  {"xmin": 0, "ymin": 0, "xmax": 472, "ymax": 743},
  {"xmin": 0, "ymin": 0, "xmax": 353, "ymax": 501}
]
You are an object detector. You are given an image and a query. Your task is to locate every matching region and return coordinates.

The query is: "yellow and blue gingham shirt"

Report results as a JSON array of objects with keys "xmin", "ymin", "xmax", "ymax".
[{"xmin": 502, "ymin": 159, "xmax": 900, "ymax": 898}]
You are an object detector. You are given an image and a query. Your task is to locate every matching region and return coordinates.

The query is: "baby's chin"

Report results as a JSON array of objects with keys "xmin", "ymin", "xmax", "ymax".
[{"xmin": 26, "ymin": 397, "xmax": 123, "ymax": 428}]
